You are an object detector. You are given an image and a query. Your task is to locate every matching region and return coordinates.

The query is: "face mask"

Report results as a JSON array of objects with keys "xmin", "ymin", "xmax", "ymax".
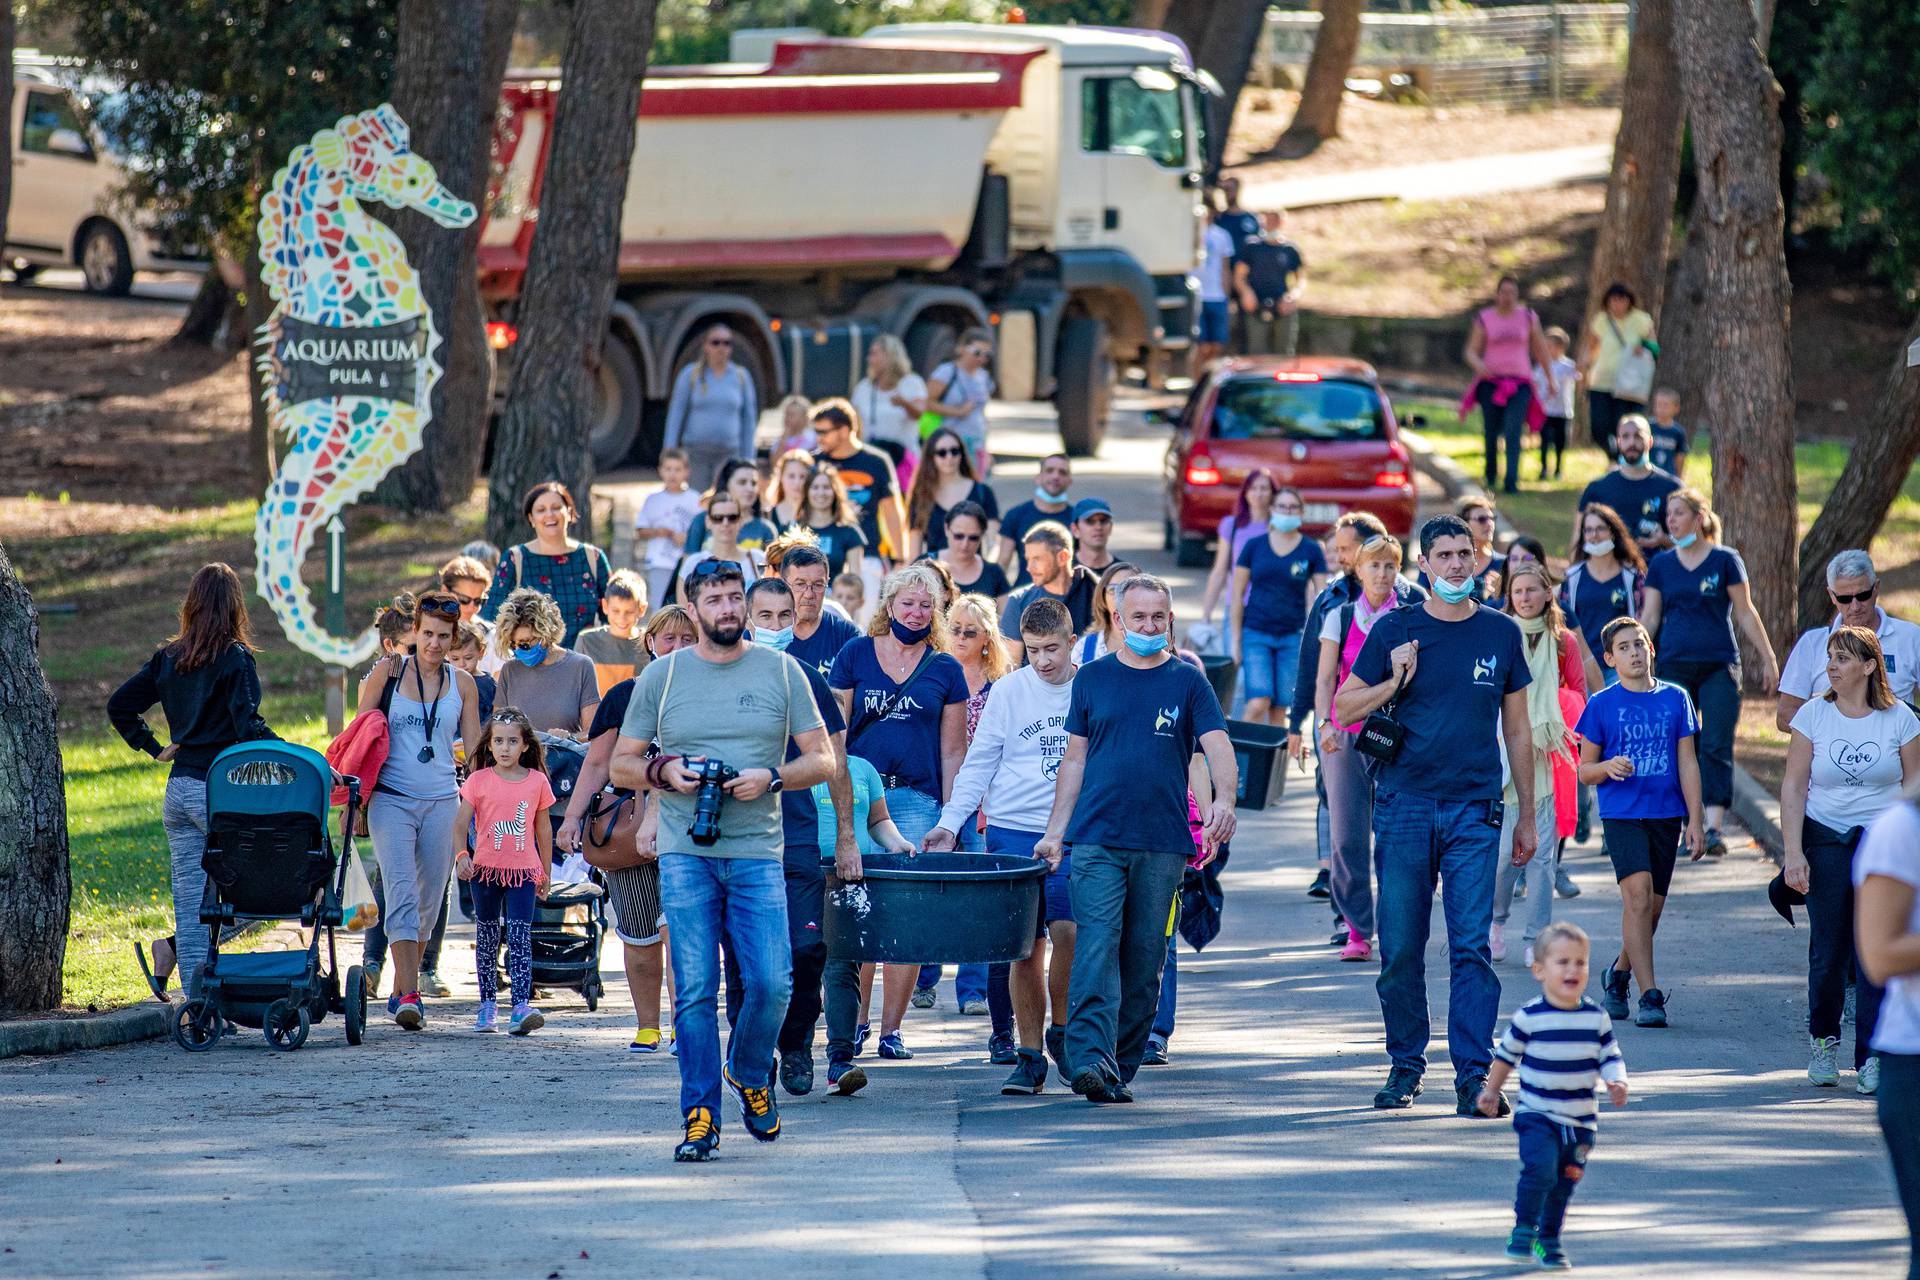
[
  {"xmin": 1431, "ymin": 577, "xmax": 1475, "ymax": 605},
  {"xmin": 1123, "ymin": 629, "xmax": 1169, "ymax": 657},
  {"xmin": 1673, "ymin": 532, "xmax": 1699, "ymax": 550},
  {"xmin": 753, "ymin": 625, "xmax": 794, "ymax": 652},
  {"xmin": 889, "ymin": 618, "xmax": 933, "ymax": 646},
  {"xmin": 513, "ymin": 645, "xmax": 548, "ymax": 668},
  {"xmin": 1582, "ymin": 539, "xmax": 1615, "ymax": 557},
  {"xmin": 1269, "ymin": 513, "xmax": 1303, "ymax": 534},
  {"xmin": 1036, "ymin": 485, "xmax": 1068, "ymax": 505}
]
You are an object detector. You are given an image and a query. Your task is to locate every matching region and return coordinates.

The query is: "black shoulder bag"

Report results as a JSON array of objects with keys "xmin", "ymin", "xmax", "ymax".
[{"xmin": 1354, "ymin": 666, "xmax": 1412, "ymax": 765}]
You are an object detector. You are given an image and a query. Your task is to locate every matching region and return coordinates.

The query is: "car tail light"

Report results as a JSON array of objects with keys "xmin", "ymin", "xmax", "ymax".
[
  {"xmin": 485, "ymin": 322, "xmax": 518, "ymax": 350},
  {"xmin": 1273, "ymin": 370, "xmax": 1321, "ymax": 382},
  {"xmin": 1185, "ymin": 455, "xmax": 1223, "ymax": 486},
  {"xmin": 1373, "ymin": 443, "xmax": 1412, "ymax": 490}
]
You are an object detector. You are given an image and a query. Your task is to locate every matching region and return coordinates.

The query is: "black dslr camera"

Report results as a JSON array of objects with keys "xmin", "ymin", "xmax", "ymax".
[{"xmin": 687, "ymin": 757, "xmax": 739, "ymax": 846}]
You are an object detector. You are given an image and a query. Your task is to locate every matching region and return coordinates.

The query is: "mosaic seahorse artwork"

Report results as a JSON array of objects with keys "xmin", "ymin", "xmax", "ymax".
[{"xmin": 254, "ymin": 104, "xmax": 475, "ymax": 666}]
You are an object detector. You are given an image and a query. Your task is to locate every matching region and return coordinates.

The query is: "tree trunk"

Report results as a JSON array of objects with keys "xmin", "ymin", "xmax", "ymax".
[
  {"xmin": 171, "ymin": 268, "xmax": 242, "ymax": 348},
  {"xmin": 0, "ymin": 2, "xmax": 14, "ymax": 258},
  {"xmin": 1131, "ymin": 0, "xmax": 1174, "ymax": 32},
  {"xmin": 1796, "ymin": 312, "xmax": 1920, "ymax": 628},
  {"xmin": 0, "ymin": 540, "xmax": 70, "ymax": 1013},
  {"xmin": 1673, "ymin": 0, "xmax": 1798, "ymax": 668},
  {"xmin": 1162, "ymin": 0, "xmax": 1216, "ymax": 61},
  {"xmin": 1582, "ymin": 0, "xmax": 1684, "ymax": 328},
  {"xmin": 1193, "ymin": 0, "xmax": 1271, "ymax": 172},
  {"xmin": 1282, "ymin": 0, "xmax": 1365, "ymax": 144},
  {"xmin": 485, "ymin": 0, "xmax": 658, "ymax": 550},
  {"xmin": 372, "ymin": 0, "xmax": 520, "ymax": 516},
  {"xmin": 243, "ymin": 209, "xmax": 275, "ymax": 497}
]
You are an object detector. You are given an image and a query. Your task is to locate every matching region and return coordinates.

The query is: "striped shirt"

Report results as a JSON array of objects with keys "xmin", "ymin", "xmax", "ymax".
[{"xmin": 1492, "ymin": 997, "xmax": 1628, "ymax": 1131}]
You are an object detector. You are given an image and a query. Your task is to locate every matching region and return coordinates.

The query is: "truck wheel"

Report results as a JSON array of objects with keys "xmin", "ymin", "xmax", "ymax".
[
  {"xmin": 589, "ymin": 336, "xmax": 644, "ymax": 471},
  {"xmin": 904, "ymin": 318, "xmax": 958, "ymax": 379},
  {"xmin": 79, "ymin": 222, "xmax": 134, "ymax": 296},
  {"xmin": 1055, "ymin": 315, "xmax": 1112, "ymax": 458}
]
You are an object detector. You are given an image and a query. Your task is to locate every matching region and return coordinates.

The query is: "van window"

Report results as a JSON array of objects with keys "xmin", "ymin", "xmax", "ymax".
[
  {"xmin": 1080, "ymin": 76, "xmax": 1185, "ymax": 169},
  {"xmin": 1211, "ymin": 377, "xmax": 1385, "ymax": 442},
  {"xmin": 21, "ymin": 90, "xmax": 94, "ymax": 161}
]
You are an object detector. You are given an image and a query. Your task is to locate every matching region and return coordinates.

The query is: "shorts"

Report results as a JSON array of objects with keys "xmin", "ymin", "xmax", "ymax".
[
  {"xmin": 986, "ymin": 824, "xmax": 1073, "ymax": 938},
  {"xmin": 1602, "ymin": 816, "xmax": 1683, "ymax": 896},
  {"xmin": 1197, "ymin": 299, "xmax": 1231, "ymax": 345},
  {"xmin": 1240, "ymin": 627, "xmax": 1302, "ymax": 705},
  {"xmin": 604, "ymin": 860, "xmax": 664, "ymax": 946}
]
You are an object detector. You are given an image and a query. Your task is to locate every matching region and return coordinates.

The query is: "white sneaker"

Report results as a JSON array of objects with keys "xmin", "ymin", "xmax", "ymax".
[
  {"xmin": 1808, "ymin": 1034, "xmax": 1840, "ymax": 1087},
  {"xmin": 1490, "ymin": 922, "xmax": 1507, "ymax": 962},
  {"xmin": 1523, "ymin": 944, "xmax": 1535, "ymax": 968},
  {"xmin": 1857, "ymin": 1056, "xmax": 1880, "ymax": 1096}
]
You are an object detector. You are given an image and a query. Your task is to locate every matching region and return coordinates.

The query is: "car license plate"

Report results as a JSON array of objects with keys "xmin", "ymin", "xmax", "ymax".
[{"xmin": 1306, "ymin": 503, "xmax": 1341, "ymax": 525}]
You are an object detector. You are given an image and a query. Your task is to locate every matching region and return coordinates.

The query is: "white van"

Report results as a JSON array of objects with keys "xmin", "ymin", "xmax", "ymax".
[{"xmin": 5, "ymin": 67, "xmax": 205, "ymax": 294}]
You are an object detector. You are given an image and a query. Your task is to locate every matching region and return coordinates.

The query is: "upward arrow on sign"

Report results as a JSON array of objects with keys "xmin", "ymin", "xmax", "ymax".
[{"xmin": 327, "ymin": 516, "xmax": 347, "ymax": 594}]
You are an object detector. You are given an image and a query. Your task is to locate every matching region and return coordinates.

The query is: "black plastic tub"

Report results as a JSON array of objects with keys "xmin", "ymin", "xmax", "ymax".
[
  {"xmin": 824, "ymin": 851, "xmax": 1048, "ymax": 964},
  {"xmin": 1201, "ymin": 652, "xmax": 1239, "ymax": 709},
  {"xmin": 1227, "ymin": 717, "xmax": 1291, "ymax": 810}
]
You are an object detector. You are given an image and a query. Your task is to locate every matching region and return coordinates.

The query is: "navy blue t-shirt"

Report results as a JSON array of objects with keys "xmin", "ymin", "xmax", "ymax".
[
  {"xmin": 999, "ymin": 498, "xmax": 1076, "ymax": 587},
  {"xmin": 1350, "ymin": 602, "xmax": 1531, "ymax": 801},
  {"xmin": 1562, "ymin": 564, "xmax": 1636, "ymax": 660},
  {"xmin": 1579, "ymin": 468, "xmax": 1681, "ymax": 544},
  {"xmin": 1236, "ymin": 533, "xmax": 1327, "ymax": 637},
  {"xmin": 471, "ymin": 671, "xmax": 498, "ymax": 724},
  {"xmin": 1216, "ymin": 209, "xmax": 1263, "ymax": 255},
  {"xmin": 788, "ymin": 611, "xmax": 860, "ymax": 684},
  {"xmin": 1649, "ymin": 422, "xmax": 1688, "ymax": 475},
  {"xmin": 1647, "ymin": 545, "xmax": 1747, "ymax": 665},
  {"xmin": 1065, "ymin": 654, "xmax": 1226, "ymax": 852},
  {"xmin": 829, "ymin": 637, "xmax": 969, "ymax": 799},
  {"xmin": 782, "ymin": 663, "xmax": 845, "ymax": 857}
]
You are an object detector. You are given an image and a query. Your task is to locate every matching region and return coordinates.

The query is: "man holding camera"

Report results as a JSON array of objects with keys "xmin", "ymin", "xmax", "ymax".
[{"xmin": 613, "ymin": 560, "xmax": 835, "ymax": 1163}]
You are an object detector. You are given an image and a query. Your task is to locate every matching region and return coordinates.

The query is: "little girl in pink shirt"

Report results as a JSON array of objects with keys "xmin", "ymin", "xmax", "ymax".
[{"xmin": 455, "ymin": 708, "xmax": 555, "ymax": 1035}]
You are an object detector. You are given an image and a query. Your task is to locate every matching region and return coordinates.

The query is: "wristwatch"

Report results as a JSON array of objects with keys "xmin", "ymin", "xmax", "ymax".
[{"xmin": 767, "ymin": 773, "xmax": 785, "ymax": 795}]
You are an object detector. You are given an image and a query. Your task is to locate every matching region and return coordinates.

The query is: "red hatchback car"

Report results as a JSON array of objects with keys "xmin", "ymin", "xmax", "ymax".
[{"xmin": 1162, "ymin": 356, "xmax": 1418, "ymax": 566}]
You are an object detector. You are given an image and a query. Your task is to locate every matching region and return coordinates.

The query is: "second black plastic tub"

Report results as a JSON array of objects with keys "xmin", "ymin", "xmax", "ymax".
[{"xmin": 823, "ymin": 851, "xmax": 1048, "ymax": 964}]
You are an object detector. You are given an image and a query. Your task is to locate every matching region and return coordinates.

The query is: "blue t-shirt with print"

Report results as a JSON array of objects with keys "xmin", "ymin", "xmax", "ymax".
[
  {"xmin": 1574, "ymin": 681, "xmax": 1699, "ymax": 820},
  {"xmin": 787, "ymin": 611, "xmax": 860, "ymax": 684},
  {"xmin": 1579, "ymin": 468, "xmax": 1681, "ymax": 544},
  {"xmin": 781, "ymin": 663, "xmax": 845, "ymax": 860},
  {"xmin": 1649, "ymin": 422, "xmax": 1689, "ymax": 475},
  {"xmin": 1563, "ymin": 564, "xmax": 1636, "ymax": 659},
  {"xmin": 1064, "ymin": 654, "xmax": 1226, "ymax": 852},
  {"xmin": 1350, "ymin": 602, "xmax": 1531, "ymax": 802},
  {"xmin": 814, "ymin": 754, "xmax": 885, "ymax": 855},
  {"xmin": 1647, "ymin": 545, "xmax": 1747, "ymax": 665},
  {"xmin": 829, "ymin": 637, "xmax": 969, "ymax": 799},
  {"xmin": 1236, "ymin": 533, "xmax": 1328, "ymax": 637}
]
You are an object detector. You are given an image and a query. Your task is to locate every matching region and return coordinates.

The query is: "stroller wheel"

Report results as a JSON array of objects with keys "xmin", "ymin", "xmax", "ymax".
[
  {"xmin": 343, "ymin": 965, "xmax": 367, "ymax": 1046},
  {"xmin": 173, "ymin": 999, "xmax": 221, "ymax": 1053},
  {"xmin": 263, "ymin": 998, "xmax": 311, "ymax": 1052}
]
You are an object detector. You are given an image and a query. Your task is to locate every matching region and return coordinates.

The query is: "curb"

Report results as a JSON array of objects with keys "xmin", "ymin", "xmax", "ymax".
[
  {"xmin": 0, "ymin": 1002, "xmax": 173, "ymax": 1061},
  {"xmin": 1731, "ymin": 765, "xmax": 1785, "ymax": 865}
]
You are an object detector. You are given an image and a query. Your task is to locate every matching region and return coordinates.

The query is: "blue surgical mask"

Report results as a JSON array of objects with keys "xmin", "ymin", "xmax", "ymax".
[
  {"xmin": 513, "ymin": 644, "xmax": 548, "ymax": 668},
  {"xmin": 1036, "ymin": 485, "xmax": 1068, "ymax": 506},
  {"xmin": 889, "ymin": 618, "xmax": 933, "ymax": 646},
  {"xmin": 1673, "ymin": 532, "xmax": 1699, "ymax": 550},
  {"xmin": 1123, "ymin": 629, "xmax": 1169, "ymax": 657},
  {"xmin": 753, "ymin": 625, "xmax": 794, "ymax": 652},
  {"xmin": 1432, "ymin": 577, "xmax": 1475, "ymax": 605},
  {"xmin": 1269, "ymin": 513, "xmax": 1303, "ymax": 533}
]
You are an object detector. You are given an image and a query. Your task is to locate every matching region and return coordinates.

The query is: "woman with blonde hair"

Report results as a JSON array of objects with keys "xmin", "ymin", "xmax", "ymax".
[
  {"xmin": 852, "ymin": 334, "xmax": 929, "ymax": 478},
  {"xmin": 493, "ymin": 587, "xmax": 601, "ymax": 737},
  {"xmin": 1642, "ymin": 486, "xmax": 1780, "ymax": 856},
  {"xmin": 663, "ymin": 322, "xmax": 758, "ymax": 487},
  {"xmin": 773, "ymin": 394, "xmax": 817, "ymax": 456},
  {"xmin": 767, "ymin": 446, "xmax": 817, "ymax": 530}
]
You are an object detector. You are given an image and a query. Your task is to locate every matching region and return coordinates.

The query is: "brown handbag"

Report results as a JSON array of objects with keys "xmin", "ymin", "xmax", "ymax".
[{"xmin": 582, "ymin": 789, "xmax": 647, "ymax": 871}]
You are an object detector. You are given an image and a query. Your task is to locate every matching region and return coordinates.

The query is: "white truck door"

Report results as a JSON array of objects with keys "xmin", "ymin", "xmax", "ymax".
[
  {"xmin": 12, "ymin": 87, "xmax": 105, "ymax": 260},
  {"xmin": 1074, "ymin": 66, "xmax": 1201, "ymax": 277}
]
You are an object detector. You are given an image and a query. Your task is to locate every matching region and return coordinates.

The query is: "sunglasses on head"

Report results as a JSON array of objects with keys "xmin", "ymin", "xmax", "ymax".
[
  {"xmin": 1834, "ymin": 586, "xmax": 1877, "ymax": 605},
  {"xmin": 687, "ymin": 558, "xmax": 745, "ymax": 590},
  {"xmin": 420, "ymin": 598, "xmax": 461, "ymax": 618}
]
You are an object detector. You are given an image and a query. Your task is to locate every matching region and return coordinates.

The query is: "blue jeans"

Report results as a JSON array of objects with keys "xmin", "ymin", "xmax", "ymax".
[
  {"xmin": 1153, "ymin": 935, "xmax": 1177, "ymax": 1041},
  {"xmin": 659, "ymin": 853, "xmax": 793, "ymax": 1119},
  {"xmin": 1240, "ymin": 627, "xmax": 1301, "ymax": 706},
  {"xmin": 1372, "ymin": 787, "xmax": 1502, "ymax": 1087},
  {"xmin": 1513, "ymin": 1113, "xmax": 1593, "ymax": 1239},
  {"xmin": 1065, "ymin": 842, "xmax": 1185, "ymax": 1085}
]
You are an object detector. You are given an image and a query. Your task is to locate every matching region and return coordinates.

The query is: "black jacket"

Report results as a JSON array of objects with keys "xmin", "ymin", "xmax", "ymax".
[{"xmin": 107, "ymin": 643, "xmax": 277, "ymax": 780}]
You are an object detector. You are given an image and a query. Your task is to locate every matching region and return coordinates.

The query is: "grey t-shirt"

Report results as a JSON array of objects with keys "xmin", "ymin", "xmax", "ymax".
[
  {"xmin": 495, "ymin": 650, "xmax": 601, "ymax": 735},
  {"xmin": 622, "ymin": 645, "xmax": 826, "ymax": 859},
  {"xmin": 574, "ymin": 626, "xmax": 645, "ymax": 669}
]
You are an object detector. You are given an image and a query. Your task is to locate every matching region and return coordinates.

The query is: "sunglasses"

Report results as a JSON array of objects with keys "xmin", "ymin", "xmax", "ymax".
[
  {"xmin": 932, "ymin": 446, "xmax": 963, "ymax": 459},
  {"xmin": 452, "ymin": 592, "xmax": 484, "ymax": 609},
  {"xmin": 707, "ymin": 511, "xmax": 742, "ymax": 524},
  {"xmin": 947, "ymin": 531, "xmax": 982, "ymax": 544},
  {"xmin": 707, "ymin": 338, "xmax": 733, "ymax": 348},
  {"xmin": 1834, "ymin": 586, "xmax": 1877, "ymax": 605},
  {"xmin": 420, "ymin": 598, "xmax": 461, "ymax": 618},
  {"xmin": 1469, "ymin": 513, "xmax": 1496, "ymax": 526}
]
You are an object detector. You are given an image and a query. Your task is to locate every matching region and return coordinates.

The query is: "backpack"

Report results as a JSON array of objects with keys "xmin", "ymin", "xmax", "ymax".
[
  {"xmin": 324, "ymin": 658, "xmax": 404, "ymax": 807},
  {"xmin": 1561, "ymin": 562, "xmax": 1641, "ymax": 624}
]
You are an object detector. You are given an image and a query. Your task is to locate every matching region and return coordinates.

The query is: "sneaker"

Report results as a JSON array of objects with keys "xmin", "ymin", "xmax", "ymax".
[
  {"xmin": 418, "ymin": 969, "xmax": 451, "ymax": 998},
  {"xmin": 1858, "ymin": 1055, "xmax": 1881, "ymax": 1096},
  {"xmin": 1001, "ymin": 1048, "xmax": 1048, "ymax": 1095},
  {"xmin": 1807, "ymin": 1035, "xmax": 1840, "ymax": 1087},
  {"xmin": 826, "ymin": 1058, "xmax": 867, "ymax": 1097},
  {"xmin": 1574, "ymin": 810, "xmax": 1591, "ymax": 845},
  {"xmin": 1505, "ymin": 1226, "xmax": 1538, "ymax": 1262},
  {"xmin": 961, "ymin": 998, "xmax": 990, "ymax": 1016},
  {"xmin": 1329, "ymin": 923, "xmax": 1350, "ymax": 946},
  {"xmin": 473, "ymin": 1000, "xmax": 498, "ymax": 1033},
  {"xmin": 667, "ymin": 1033, "xmax": 678, "ymax": 1057},
  {"xmin": 987, "ymin": 1032, "xmax": 1017, "ymax": 1065},
  {"xmin": 1523, "ymin": 944, "xmax": 1535, "ymax": 968},
  {"xmin": 1458, "ymin": 1074, "xmax": 1508, "ymax": 1117},
  {"xmin": 1844, "ymin": 984, "xmax": 1857, "ymax": 1025},
  {"xmin": 387, "ymin": 992, "xmax": 402, "ymax": 1018},
  {"xmin": 1599, "ymin": 962, "xmax": 1631, "ymax": 1019},
  {"xmin": 1340, "ymin": 932, "xmax": 1373, "ymax": 962},
  {"xmin": 673, "ymin": 1107, "xmax": 719, "ymax": 1162},
  {"xmin": 1070, "ymin": 1065, "xmax": 1134, "ymax": 1104},
  {"xmin": 363, "ymin": 961, "xmax": 383, "ymax": 1000},
  {"xmin": 852, "ymin": 1022, "xmax": 872, "ymax": 1057},
  {"xmin": 1372, "ymin": 1066, "xmax": 1423, "ymax": 1109},
  {"xmin": 630, "ymin": 1028, "xmax": 662, "ymax": 1054},
  {"xmin": 1512, "ymin": 879, "xmax": 1527, "ymax": 900},
  {"xmin": 1142, "ymin": 1036, "xmax": 1169, "ymax": 1066},
  {"xmin": 910, "ymin": 985, "xmax": 937, "ymax": 1010},
  {"xmin": 1704, "ymin": 828, "xmax": 1728, "ymax": 858},
  {"xmin": 723, "ymin": 1064, "xmax": 781, "ymax": 1142},
  {"xmin": 1045, "ymin": 1024, "xmax": 1070, "ymax": 1083},
  {"xmin": 1490, "ymin": 922, "xmax": 1508, "ymax": 962},
  {"xmin": 779, "ymin": 1049, "xmax": 814, "ymax": 1097},
  {"xmin": 508, "ymin": 1003, "xmax": 544, "ymax": 1035},
  {"xmin": 878, "ymin": 1031, "xmax": 913, "ymax": 1060},
  {"xmin": 1635, "ymin": 988, "xmax": 1669, "ymax": 1028},
  {"xmin": 394, "ymin": 993, "xmax": 424, "ymax": 1030},
  {"xmin": 1554, "ymin": 865, "xmax": 1582, "ymax": 898},
  {"xmin": 1533, "ymin": 1237, "xmax": 1572, "ymax": 1268},
  {"xmin": 1307, "ymin": 867, "xmax": 1332, "ymax": 899}
]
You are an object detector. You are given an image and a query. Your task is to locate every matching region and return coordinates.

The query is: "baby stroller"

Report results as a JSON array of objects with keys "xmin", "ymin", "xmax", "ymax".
[
  {"xmin": 171, "ymin": 741, "xmax": 368, "ymax": 1052},
  {"xmin": 532, "ymin": 734, "xmax": 608, "ymax": 1010}
]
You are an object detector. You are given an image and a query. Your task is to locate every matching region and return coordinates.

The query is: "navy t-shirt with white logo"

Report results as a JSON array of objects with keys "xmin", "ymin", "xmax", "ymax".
[
  {"xmin": 1237, "ymin": 534, "xmax": 1328, "ymax": 637},
  {"xmin": 829, "ymin": 637, "xmax": 969, "ymax": 799},
  {"xmin": 1579, "ymin": 468, "xmax": 1681, "ymax": 543},
  {"xmin": 1064, "ymin": 654, "xmax": 1226, "ymax": 852},
  {"xmin": 1349, "ymin": 602, "xmax": 1531, "ymax": 802},
  {"xmin": 1646, "ymin": 545, "xmax": 1747, "ymax": 665},
  {"xmin": 787, "ymin": 611, "xmax": 859, "ymax": 684},
  {"xmin": 1565, "ymin": 564, "xmax": 1635, "ymax": 659}
]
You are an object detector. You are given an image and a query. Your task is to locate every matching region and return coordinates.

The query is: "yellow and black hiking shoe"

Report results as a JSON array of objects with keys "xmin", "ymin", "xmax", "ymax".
[
  {"xmin": 723, "ymin": 1065, "xmax": 782, "ymax": 1142},
  {"xmin": 674, "ymin": 1107, "xmax": 719, "ymax": 1162}
]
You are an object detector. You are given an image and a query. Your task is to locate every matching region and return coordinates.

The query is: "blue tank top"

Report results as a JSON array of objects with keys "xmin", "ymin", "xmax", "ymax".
[{"xmin": 379, "ymin": 659, "xmax": 462, "ymax": 801}]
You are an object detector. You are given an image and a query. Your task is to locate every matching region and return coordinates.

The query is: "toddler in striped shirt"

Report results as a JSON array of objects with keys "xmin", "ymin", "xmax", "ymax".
[{"xmin": 1479, "ymin": 921, "xmax": 1629, "ymax": 1269}]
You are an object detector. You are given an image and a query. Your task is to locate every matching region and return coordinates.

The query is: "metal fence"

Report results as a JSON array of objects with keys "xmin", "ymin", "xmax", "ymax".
[{"xmin": 1258, "ymin": 3, "xmax": 1630, "ymax": 109}]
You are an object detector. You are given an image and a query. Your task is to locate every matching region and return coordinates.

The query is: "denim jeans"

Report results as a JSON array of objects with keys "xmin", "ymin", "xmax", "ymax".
[
  {"xmin": 1478, "ymin": 379, "xmax": 1532, "ymax": 492},
  {"xmin": 1494, "ymin": 792, "xmax": 1560, "ymax": 945},
  {"xmin": 1656, "ymin": 658, "xmax": 1740, "ymax": 809},
  {"xmin": 1153, "ymin": 935, "xmax": 1177, "ymax": 1041},
  {"xmin": 1372, "ymin": 787, "xmax": 1503, "ymax": 1086},
  {"xmin": 660, "ymin": 853, "xmax": 792, "ymax": 1118},
  {"xmin": 1065, "ymin": 842, "xmax": 1185, "ymax": 1085},
  {"xmin": 1804, "ymin": 822, "xmax": 1883, "ymax": 1066},
  {"xmin": 1878, "ymin": 1054, "xmax": 1920, "ymax": 1280},
  {"xmin": 1513, "ymin": 1113, "xmax": 1592, "ymax": 1239},
  {"xmin": 162, "ymin": 777, "xmax": 214, "ymax": 997},
  {"xmin": 723, "ymin": 846, "xmax": 828, "ymax": 1055}
]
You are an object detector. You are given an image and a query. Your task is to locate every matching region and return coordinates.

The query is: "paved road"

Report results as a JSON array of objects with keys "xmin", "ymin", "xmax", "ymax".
[{"xmin": 1238, "ymin": 142, "xmax": 1610, "ymax": 212}]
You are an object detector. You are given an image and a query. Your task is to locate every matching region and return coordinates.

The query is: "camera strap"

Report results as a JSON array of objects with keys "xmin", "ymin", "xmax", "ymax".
[{"xmin": 848, "ymin": 646, "xmax": 938, "ymax": 749}]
